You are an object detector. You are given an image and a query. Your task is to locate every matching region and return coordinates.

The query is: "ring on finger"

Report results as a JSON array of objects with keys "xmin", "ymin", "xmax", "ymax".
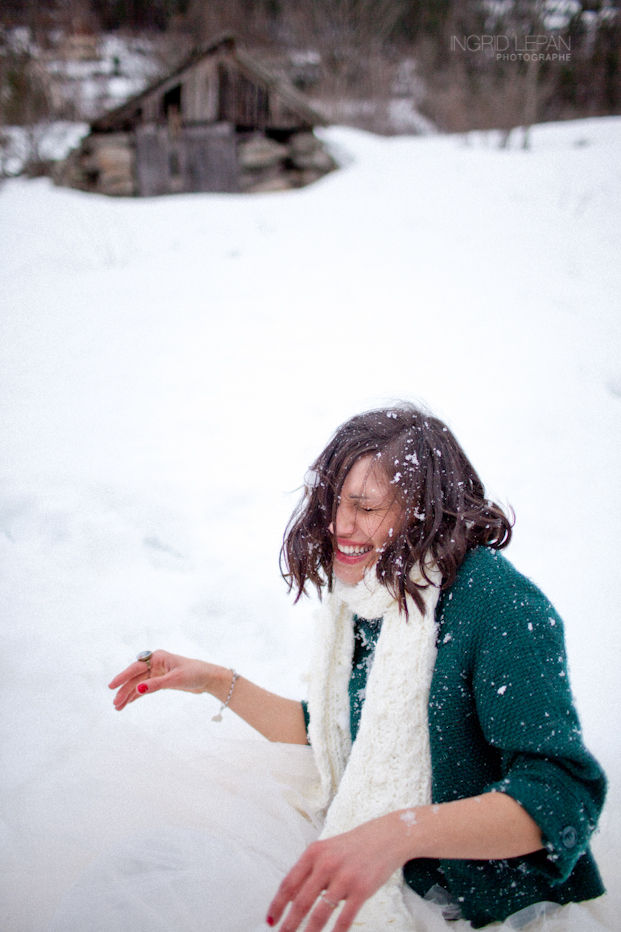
[
  {"xmin": 136, "ymin": 651, "xmax": 153, "ymax": 673},
  {"xmin": 319, "ymin": 893, "xmax": 339, "ymax": 910}
]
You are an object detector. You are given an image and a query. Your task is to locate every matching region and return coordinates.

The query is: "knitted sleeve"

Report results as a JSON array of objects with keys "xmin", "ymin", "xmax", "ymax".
[
  {"xmin": 471, "ymin": 559, "xmax": 607, "ymax": 884},
  {"xmin": 301, "ymin": 699, "xmax": 311, "ymax": 736}
]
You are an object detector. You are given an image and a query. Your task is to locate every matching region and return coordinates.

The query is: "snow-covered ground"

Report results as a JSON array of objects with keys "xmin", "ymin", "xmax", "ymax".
[{"xmin": 1, "ymin": 117, "xmax": 620, "ymax": 930}]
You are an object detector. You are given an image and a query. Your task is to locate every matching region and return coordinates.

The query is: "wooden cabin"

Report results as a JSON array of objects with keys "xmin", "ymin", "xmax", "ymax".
[{"xmin": 56, "ymin": 35, "xmax": 335, "ymax": 196}]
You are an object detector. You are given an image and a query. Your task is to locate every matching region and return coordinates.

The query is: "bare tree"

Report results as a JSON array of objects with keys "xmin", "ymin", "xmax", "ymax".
[
  {"xmin": 0, "ymin": 39, "xmax": 56, "ymax": 173},
  {"xmin": 276, "ymin": 0, "xmax": 405, "ymax": 131},
  {"xmin": 419, "ymin": 0, "xmax": 560, "ymax": 141}
]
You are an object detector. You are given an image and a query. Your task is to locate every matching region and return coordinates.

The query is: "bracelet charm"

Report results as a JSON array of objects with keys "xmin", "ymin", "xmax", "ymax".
[{"xmin": 212, "ymin": 670, "xmax": 239, "ymax": 722}]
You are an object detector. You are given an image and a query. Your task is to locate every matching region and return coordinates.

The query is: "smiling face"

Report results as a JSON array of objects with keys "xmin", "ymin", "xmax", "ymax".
[{"xmin": 330, "ymin": 455, "xmax": 403, "ymax": 586}]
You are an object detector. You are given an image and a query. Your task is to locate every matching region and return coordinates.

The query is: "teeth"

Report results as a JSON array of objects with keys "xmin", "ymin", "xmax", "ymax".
[{"xmin": 339, "ymin": 544, "xmax": 372, "ymax": 555}]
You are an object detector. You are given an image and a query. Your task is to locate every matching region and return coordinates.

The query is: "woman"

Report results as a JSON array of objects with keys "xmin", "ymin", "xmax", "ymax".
[{"xmin": 76, "ymin": 405, "xmax": 607, "ymax": 931}]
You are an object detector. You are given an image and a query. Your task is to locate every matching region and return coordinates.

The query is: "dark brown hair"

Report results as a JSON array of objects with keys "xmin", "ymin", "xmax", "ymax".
[{"xmin": 280, "ymin": 403, "xmax": 513, "ymax": 615}]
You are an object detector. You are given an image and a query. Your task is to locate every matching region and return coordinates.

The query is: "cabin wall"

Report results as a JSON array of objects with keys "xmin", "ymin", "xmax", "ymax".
[
  {"xmin": 183, "ymin": 58, "xmax": 219, "ymax": 123},
  {"xmin": 135, "ymin": 122, "xmax": 238, "ymax": 196},
  {"xmin": 55, "ymin": 45, "xmax": 335, "ymax": 197}
]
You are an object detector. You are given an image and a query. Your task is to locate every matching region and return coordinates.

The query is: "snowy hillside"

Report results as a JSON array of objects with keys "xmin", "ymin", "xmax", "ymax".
[{"xmin": 1, "ymin": 117, "xmax": 620, "ymax": 930}]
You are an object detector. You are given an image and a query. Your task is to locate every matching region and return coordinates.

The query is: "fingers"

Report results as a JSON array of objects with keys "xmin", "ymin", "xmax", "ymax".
[
  {"xmin": 109, "ymin": 653, "xmax": 215, "ymax": 710},
  {"xmin": 112, "ymin": 669, "xmax": 178, "ymax": 710},
  {"xmin": 133, "ymin": 672, "xmax": 175, "ymax": 696},
  {"xmin": 267, "ymin": 842, "xmax": 365, "ymax": 932},
  {"xmin": 267, "ymin": 848, "xmax": 316, "ymax": 928},
  {"xmin": 109, "ymin": 651, "xmax": 172, "ymax": 711},
  {"xmin": 330, "ymin": 897, "xmax": 364, "ymax": 932},
  {"xmin": 277, "ymin": 877, "xmax": 333, "ymax": 932},
  {"xmin": 273, "ymin": 887, "xmax": 363, "ymax": 932},
  {"xmin": 111, "ymin": 675, "xmax": 146, "ymax": 710},
  {"xmin": 108, "ymin": 660, "xmax": 150, "ymax": 690},
  {"xmin": 266, "ymin": 824, "xmax": 396, "ymax": 932},
  {"xmin": 282, "ymin": 894, "xmax": 340, "ymax": 932}
]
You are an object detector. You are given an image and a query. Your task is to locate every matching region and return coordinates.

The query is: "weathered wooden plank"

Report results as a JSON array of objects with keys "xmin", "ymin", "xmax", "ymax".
[
  {"xmin": 135, "ymin": 126, "xmax": 169, "ymax": 197},
  {"xmin": 183, "ymin": 123, "xmax": 238, "ymax": 193}
]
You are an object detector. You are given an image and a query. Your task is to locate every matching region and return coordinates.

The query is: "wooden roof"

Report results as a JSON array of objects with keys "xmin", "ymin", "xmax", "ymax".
[{"xmin": 91, "ymin": 34, "xmax": 327, "ymax": 133}]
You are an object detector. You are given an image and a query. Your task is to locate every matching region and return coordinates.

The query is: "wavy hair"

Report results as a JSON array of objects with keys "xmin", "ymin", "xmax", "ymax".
[{"xmin": 280, "ymin": 403, "xmax": 513, "ymax": 615}]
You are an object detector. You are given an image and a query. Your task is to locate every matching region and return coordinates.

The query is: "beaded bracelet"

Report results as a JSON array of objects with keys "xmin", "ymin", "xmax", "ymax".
[{"xmin": 212, "ymin": 669, "xmax": 239, "ymax": 722}]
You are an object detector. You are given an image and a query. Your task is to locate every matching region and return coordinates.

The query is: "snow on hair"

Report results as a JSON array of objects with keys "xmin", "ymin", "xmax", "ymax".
[{"xmin": 280, "ymin": 403, "xmax": 512, "ymax": 615}]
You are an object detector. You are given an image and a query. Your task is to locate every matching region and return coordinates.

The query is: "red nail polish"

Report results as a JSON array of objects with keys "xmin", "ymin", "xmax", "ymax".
[
  {"xmin": 137, "ymin": 683, "xmax": 148, "ymax": 693},
  {"xmin": 266, "ymin": 917, "xmax": 274, "ymax": 927}
]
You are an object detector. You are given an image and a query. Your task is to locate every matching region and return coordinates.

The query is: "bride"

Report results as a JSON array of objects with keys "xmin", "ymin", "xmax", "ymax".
[{"xmin": 47, "ymin": 404, "xmax": 608, "ymax": 932}]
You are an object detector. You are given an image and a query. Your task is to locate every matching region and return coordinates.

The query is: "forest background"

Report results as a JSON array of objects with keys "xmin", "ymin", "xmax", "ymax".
[{"xmin": 1, "ymin": 0, "xmax": 621, "ymax": 177}]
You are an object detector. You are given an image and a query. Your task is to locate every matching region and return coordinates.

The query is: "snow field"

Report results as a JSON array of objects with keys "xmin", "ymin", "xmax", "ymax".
[{"xmin": 1, "ymin": 116, "xmax": 620, "ymax": 929}]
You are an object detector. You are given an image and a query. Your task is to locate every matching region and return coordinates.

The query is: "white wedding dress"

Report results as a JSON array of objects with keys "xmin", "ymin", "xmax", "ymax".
[
  {"xmin": 3, "ymin": 716, "xmax": 606, "ymax": 932},
  {"xmin": 8, "ymin": 722, "xmax": 320, "ymax": 932}
]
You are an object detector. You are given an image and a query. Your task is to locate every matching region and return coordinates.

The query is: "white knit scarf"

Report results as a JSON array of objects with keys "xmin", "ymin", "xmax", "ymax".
[{"xmin": 306, "ymin": 565, "xmax": 441, "ymax": 931}]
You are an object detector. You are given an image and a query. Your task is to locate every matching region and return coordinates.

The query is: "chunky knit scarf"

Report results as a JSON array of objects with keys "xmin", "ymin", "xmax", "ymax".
[{"xmin": 306, "ymin": 566, "xmax": 441, "ymax": 931}]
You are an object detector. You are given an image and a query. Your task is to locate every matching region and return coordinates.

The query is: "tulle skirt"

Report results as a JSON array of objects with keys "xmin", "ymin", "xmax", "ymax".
[{"xmin": 2, "ymin": 723, "xmax": 613, "ymax": 932}]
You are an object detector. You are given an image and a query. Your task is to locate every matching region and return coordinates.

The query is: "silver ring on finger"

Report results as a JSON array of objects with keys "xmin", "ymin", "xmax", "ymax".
[
  {"xmin": 136, "ymin": 651, "xmax": 153, "ymax": 673},
  {"xmin": 319, "ymin": 893, "xmax": 339, "ymax": 910}
]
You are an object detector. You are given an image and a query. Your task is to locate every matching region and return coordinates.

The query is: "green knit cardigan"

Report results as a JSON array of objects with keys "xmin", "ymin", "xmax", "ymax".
[{"xmin": 304, "ymin": 547, "xmax": 607, "ymax": 928}]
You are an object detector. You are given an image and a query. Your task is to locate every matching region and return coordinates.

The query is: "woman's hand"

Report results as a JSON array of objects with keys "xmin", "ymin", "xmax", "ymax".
[
  {"xmin": 108, "ymin": 651, "xmax": 221, "ymax": 710},
  {"xmin": 266, "ymin": 793, "xmax": 544, "ymax": 931},
  {"xmin": 108, "ymin": 652, "xmax": 308, "ymax": 744},
  {"xmin": 266, "ymin": 813, "xmax": 409, "ymax": 932}
]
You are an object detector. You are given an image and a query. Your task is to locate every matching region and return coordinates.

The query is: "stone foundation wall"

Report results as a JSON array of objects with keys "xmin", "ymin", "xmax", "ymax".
[
  {"xmin": 238, "ymin": 132, "xmax": 335, "ymax": 193},
  {"xmin": 55, "ymin": 128, "xmax": 335, "ymax": 197},
  {"xmin": 54, "ymin": 132, "xmax": 135, "ymax": 196}
]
